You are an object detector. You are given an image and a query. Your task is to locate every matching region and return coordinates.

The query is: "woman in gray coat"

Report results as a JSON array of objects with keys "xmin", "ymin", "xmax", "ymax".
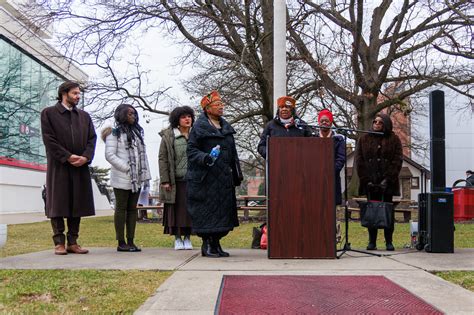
[
  {"xmin": 103, "ymin": 104, "xmax": 151, "ymax": 252},
  {"xmin": 159, "ymin": 106, "xmax": 195, "ymax": 250}
]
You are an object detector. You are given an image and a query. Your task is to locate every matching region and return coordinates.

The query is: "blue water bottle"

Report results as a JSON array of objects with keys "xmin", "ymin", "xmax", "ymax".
[{"xmin": 209, "ymin": 145, "xmax": 221, "ymax": 166}]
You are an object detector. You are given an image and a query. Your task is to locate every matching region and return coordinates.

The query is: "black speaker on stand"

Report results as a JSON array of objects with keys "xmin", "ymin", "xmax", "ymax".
[{"xmin": 417, "ymin": 90, "xmax": 454, "ymax": 253}]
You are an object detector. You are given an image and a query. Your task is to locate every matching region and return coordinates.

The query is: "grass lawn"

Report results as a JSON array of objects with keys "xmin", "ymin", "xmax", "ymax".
[
  {"xmin": 434, "ymin": 271, "xmax": 474, "ymax": 292},
  {"xmin": 1, "ymin": 216, "xmax": 474, "ymax": 257},
  {"xmin": 0, "ymin": 269, "xmax": 171, "ymax": 314}
]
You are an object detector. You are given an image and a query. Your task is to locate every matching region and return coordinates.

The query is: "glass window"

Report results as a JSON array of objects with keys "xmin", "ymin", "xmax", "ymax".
[{"xmin": 0, "ymin": 36, "xmax": 64, "ymax": 168}]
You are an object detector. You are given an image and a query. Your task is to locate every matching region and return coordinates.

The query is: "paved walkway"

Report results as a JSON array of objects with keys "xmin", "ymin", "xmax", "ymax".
[{"xmin": 1, "ymin": 247, "xmax": 473, "ymax": 314}]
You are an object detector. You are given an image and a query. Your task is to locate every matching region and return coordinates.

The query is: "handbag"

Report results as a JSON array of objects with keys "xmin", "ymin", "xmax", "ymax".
[
  {"xmin": 251, "ymin": 226, "xmax": 263, "ymax": 249},
  {"xmin": 360, "ymin": 200, "xmax": 393, "ymax": 229}
]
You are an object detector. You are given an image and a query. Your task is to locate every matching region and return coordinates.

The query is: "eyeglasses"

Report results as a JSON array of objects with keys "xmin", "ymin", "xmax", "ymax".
[{"xmin": 373, "ymin": 120, "xmax": 383, "ymax": 125}]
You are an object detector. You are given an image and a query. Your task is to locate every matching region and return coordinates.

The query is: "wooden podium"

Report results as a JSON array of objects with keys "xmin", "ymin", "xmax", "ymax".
[{"xmin": 267, "ymin": 137, "xmax": 336, "ymax": 258}]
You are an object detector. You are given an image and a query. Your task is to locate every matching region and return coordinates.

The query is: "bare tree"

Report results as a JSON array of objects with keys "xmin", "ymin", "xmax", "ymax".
[
  {"xmin": 23, "ymin": 0, "xmax": 174, "ymax": 123},
  {"xmin": 288, "ymin": 0, "xmax": 473, "ymax": 132},
  {"xmin": 23, "ymin": 0, "xmax": 473, "ymax": 172}
]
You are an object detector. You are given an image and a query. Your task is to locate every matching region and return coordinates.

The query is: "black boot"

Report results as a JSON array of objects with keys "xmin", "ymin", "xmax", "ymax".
[
  {"xmin": 214, "ymin": 237, "xmax": 230, "ymax": 257},
  {"xmin": 201, "ymin": 237, "xmax": 219, "ymax": 258},
  {"xmin": 384, "ymin": 228, "xmax": 395, "ymax": 251},
  {"xmin": 367, "ymin": 228, "xmax": 378, "ymax": 250},
  {"xmin": 127, "ymin": 238, "xmax": 141, "ymax": 252}
]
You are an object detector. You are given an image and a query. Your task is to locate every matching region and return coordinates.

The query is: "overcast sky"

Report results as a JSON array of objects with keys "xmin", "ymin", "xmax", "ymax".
[{"xmin": 87, "ymin": 32, "xmax": 194, "ymax": 181}]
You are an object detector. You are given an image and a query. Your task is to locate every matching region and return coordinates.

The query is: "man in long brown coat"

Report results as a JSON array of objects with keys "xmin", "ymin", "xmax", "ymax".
[{"xmin": 41, "ymin": 81, "xmax": 97, "ymax": 255}]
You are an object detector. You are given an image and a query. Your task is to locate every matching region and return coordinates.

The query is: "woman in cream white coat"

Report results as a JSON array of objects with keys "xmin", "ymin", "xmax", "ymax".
[{"xmin": 103, "ymin": 104, "xmax": 151, "ymax": 252}]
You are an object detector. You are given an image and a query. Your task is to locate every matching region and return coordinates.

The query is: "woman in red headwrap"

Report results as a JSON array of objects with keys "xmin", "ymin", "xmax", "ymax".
[
  {"xmin": 316, "ymin": 109, "xmax": 346, "ymax": 205},
  {"xmin": 257, "ymin": 96, "xmax": 312, "ymax": 159}
]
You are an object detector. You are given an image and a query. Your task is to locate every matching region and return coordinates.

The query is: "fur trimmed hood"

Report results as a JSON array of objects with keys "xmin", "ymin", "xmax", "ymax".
[{"xmin": 101, "ymin": 127, "xmax": 113, "ymax": 142}]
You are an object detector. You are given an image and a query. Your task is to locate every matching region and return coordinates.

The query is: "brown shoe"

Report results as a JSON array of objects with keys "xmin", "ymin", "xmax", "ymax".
[
  {"xmin": 66, "ymin": 244, "xmax": 89, "ymax": 254},
  {"xmin": 54, "ymin": 244, "xmax": 67, "ymax": 255}
]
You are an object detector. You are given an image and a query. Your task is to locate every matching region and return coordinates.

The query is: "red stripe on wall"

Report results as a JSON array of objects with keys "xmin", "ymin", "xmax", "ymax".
[{"xmin": 0, "ymin": 156, "xmax": 47, "ymax": 171}]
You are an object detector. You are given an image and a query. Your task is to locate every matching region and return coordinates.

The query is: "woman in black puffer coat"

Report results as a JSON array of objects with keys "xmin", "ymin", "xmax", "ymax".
[
  {"xmin": 355, "ymin": 113, "xmax": 403, "ymax": 251},
  {"xmin": 186, "ymin": 91, "xmax": 243, "ymax": 258}
]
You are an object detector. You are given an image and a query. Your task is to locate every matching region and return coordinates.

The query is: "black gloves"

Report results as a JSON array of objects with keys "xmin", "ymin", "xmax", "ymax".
[{"xmin": 204, "ymin": 154, "xmax": 213, "ymax": 166}]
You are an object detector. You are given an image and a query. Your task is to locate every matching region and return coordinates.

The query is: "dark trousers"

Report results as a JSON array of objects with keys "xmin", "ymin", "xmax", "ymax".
[
  {"xmin": 51, "ymin": 217, "xmax": 81, "ymax": 246},
  {"xmin": 367, "ymin": 191, "xmax": 395, "ymax": 244},
  {"xmin": 114, "ymin": 188, "xmax": 140, "ymax": 241}
]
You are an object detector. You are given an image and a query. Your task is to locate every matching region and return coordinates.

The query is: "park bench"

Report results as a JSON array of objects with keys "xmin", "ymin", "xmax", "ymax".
[
  {"xmin": 137, "ymin": 196, "xmax": 163, "ymax": 221},
  {"xmin": 237, "ymin": 195, "xmax": 267, "ymax": 221}
]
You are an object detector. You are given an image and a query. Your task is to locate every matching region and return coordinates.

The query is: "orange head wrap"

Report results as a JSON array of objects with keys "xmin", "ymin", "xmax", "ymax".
[
  {"xmin": 277, "ymin": 96, "xmax": 296, "ymax": 108},
  {"xmin": 200, "ymin": 90, "xmax": 222, "ymax": 109}
]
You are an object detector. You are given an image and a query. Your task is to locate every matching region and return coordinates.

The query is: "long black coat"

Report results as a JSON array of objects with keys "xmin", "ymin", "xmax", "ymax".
[
  {"xmin": 41, "ymin": 102, "xmax": 97, "ymax": 218},
  {"xmin": 355, "ymin": 114, "xmax": 403, "ymax": 197},
  {"xmin": 257, "ymin": 116, "xmax": 312, "ymax": 158},
  {"xmin": 186, "ymin": 113, "xmax": 243, "ymax": 234}
]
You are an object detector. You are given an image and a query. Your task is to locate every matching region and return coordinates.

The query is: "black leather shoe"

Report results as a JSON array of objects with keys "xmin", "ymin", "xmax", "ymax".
[
  {"xmin": 127, "ymin": 239, "xmax": 142, "ymax": 252},
  {"xmin": 366, "ymin": 243, "xmax": 377, "ymax": 250},
  {"xmin": 386, "ymin": 243, "xmax": 395, "ymax": 251},
  {"xmin": 117, "ymin": 244, "xmax": 131, "ymax": 252},
  {"xmin": 128, "ymin": 244, "xmax": 142, "ymax": 252}
]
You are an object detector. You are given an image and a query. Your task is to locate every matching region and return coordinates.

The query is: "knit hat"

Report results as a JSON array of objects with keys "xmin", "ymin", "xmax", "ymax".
[
  {"xmin": 318, "ymin": 109, "xmax": 334, "ymax": 123},
  {"xmin": 200, "ymin": 90, "xmax": 222, "ymax": 109},
  {"xmin": 277, "ymin": 96, "xmax": 296, "ymax": 108}
]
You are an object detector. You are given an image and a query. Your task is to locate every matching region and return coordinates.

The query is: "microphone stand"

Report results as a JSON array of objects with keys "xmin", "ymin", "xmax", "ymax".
[{"xmin": 306, "ymin": 123, "xmax": 384, "ymax": 258}]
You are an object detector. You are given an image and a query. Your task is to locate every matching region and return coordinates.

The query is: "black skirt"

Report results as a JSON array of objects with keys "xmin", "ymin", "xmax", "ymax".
[{"xmin": 163, "ymin": 180, "xmax": 193, "ymax": 236}]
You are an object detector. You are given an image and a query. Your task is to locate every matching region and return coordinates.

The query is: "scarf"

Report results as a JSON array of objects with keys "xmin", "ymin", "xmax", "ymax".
[
  {"xmin": 126, "ymin": 138, "xmax": 150, "ymax": 193},
  {"xmin": 276, "ymin": 116, "xmax": 305, "ymax": 130}
]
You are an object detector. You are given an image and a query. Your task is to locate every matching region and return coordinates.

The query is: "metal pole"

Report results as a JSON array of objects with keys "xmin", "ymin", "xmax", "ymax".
[{"xmin": 274, "ymin": 0, "xmax": 287, "ymax": 116}]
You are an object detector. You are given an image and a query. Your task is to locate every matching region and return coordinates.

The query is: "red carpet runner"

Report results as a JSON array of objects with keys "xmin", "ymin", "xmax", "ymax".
[{"xmin": 216, "ymin": 275, "xmax": 442, "ymax": 314}]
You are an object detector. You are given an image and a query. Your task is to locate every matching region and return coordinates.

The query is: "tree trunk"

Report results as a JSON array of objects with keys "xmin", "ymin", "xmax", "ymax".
[{"xmin": 347, "ymin": 96, "xmax": 378, "ymax": 198}]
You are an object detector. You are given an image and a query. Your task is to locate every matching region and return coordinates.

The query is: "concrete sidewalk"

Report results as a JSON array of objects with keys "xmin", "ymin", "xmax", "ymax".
[{"xmin": 1, "ymin": 247, "xmax": 473, "ymax": 314}]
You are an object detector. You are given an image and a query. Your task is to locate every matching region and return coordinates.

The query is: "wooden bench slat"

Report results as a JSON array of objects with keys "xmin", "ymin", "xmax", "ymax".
[
  {"xmin": 238, "ymin": 206, "xmax": 267, "ymax": 211},
  {"xmin": 136, "ymin": 205, "xmax": 163, "ymax": 210}
]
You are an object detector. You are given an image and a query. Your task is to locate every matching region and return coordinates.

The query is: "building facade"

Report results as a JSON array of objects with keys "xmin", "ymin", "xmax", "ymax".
[{"xmin": 0, "ymin": 0, "xmax": 109, "ymax": 214}]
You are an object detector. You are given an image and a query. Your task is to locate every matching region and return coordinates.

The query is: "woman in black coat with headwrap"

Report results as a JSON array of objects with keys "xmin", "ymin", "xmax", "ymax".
[
  {"xmin": 186, "ymin": 91, "xmax": 243, "ymax": 258},
  {"xmin": 257, "ymin": 96, "xmax": 312, "ymax": 159},
  {"xmin": 355, "ymin": 113, "xmax": 403, "ymax": 251}
]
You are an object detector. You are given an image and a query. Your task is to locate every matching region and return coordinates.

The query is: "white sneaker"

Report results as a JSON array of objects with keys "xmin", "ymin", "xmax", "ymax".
[
  {"xmin": 183, "ymin": 238, "xmax": 193, "ymax": 250},
  {"xmin": 174, "ymin": 239, "xmax": 184, "ymax": 250}
]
